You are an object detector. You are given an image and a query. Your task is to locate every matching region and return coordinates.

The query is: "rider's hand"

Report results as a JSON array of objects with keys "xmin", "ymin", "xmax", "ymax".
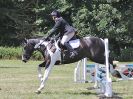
[{"xmin": 45, "ymin": 37, "xmax": 50, "ymax": 41}]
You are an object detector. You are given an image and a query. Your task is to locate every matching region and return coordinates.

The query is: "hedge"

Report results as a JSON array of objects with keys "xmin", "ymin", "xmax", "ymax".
[
  {"xmin": 0, "ymin": 47, "xmax": 132, "ymax": 61},
  {"xmin": 117, "ymin": 48, "xmax": 133, "ymax": 62},
  {"xmin": 0, "ymin": 47, "xmax": 42, "ymax": 60}
]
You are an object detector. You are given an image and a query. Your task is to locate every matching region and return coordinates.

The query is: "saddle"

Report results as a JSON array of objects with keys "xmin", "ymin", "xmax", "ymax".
[
  {"xmin": 58, "ymin": 39, "xmax": 80, "ymax": 51},
  {"xmin": 58, "ymin": 35, "xmax": 81, "ymax": 51}
]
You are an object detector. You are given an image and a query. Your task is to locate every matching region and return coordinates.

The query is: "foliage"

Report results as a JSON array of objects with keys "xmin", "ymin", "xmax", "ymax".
[
  {"xmin": 0, "ymin": 0, "xmax": 132, "ymax": 61},
  {"xmin": 0, "ymin": 47, "xmax": 42, "ymax": 60},
  {"xmin": 0, "ymin": 0, "xmax": 37, "ymax": 43},
  {"xmin": 117, "ymin": 48, "xmax": 133, "ymax": 61},
  {"xmin": 0, "ymin": 47, "xmax": 21, "ymax": 59}
]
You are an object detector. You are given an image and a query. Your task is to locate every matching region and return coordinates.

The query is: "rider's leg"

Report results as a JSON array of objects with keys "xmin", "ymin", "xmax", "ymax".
[
  {"xmin": 61, "ymin": 32, "xmax": 77, "ymax": 58},
  {"xmin": 61, "ymin": 32, "xmax": 75, "ymax": 43},
  {"xmin": 64, "ymin": 42, "xmax": 73, "ymax": 52}
]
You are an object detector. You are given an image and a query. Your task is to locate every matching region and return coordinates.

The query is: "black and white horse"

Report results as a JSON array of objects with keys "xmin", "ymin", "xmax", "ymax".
[{"xmin": 22, "ymin": 37, "xmax": 121, "ymax": 94}]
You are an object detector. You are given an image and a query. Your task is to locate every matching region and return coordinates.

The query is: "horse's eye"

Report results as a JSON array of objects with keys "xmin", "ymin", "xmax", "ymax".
[{"xmin": 24, "ymin": 46, "xmax": 27, "ymax": 50}]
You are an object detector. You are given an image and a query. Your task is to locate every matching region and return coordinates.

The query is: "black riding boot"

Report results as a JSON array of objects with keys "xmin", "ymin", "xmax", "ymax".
[{"xmin": 64, "ymin": 42, "xmax": 77, "ymax": 58}]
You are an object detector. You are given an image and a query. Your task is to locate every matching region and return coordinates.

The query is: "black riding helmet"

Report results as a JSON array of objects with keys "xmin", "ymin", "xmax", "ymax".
[{"xmin": 50, "ymin": 10, "xmax": 61, "ymax": 18}]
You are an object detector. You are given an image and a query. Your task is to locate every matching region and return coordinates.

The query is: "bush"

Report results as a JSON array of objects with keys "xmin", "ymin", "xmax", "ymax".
[
  {"xmin": 111, "ymin": 48, "xmax": 133, "ymax": 62},
  {"xmin": 118, "ymin": 48, "xmax": 133, "ymax": 62},
  {"xmin": 0, "ymin": 47, "xmax": 21, "ymax": 59},
  {"xmin": 32, "ymin": 51, "xmax": 43, "ymax": 60},
  {"xmin": 0, "ymin": 47, "xmax": 132, "ymax": 62},
  {"xmin": 0, "ymin": 47, "xmax": 43, "ymax": 60}
]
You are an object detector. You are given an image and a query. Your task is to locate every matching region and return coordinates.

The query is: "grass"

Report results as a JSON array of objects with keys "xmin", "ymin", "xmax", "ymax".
[{"xmin": 0, "ymin": 60, "xmax": 133, "ymax": 99}]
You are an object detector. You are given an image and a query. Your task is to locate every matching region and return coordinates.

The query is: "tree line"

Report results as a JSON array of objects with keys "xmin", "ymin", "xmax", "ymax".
[{"xmin": 0, "ymin": 0, "xmax": 132, "ymax": 61}]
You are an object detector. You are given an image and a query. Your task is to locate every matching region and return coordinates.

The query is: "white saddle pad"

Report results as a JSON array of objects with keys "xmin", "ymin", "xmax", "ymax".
[{"xmin": 69, "ymin": 39, "xmax": 80, "ymax": 49}]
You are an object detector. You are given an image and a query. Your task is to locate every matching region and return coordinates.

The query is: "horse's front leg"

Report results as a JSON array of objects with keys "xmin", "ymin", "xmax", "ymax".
[
  {"xmin": 35, "ymin": 55, "xmax": 57, "ymax": 94},
  {"xmin": 38, "ymin": 62, "xmax": 46, "ymax": 82}
]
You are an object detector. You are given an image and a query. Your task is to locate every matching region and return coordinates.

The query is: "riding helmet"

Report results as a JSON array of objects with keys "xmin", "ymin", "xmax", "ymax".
[{"xmin": 50, "ymin": 10, "xmax": 61, "ymax": 18}]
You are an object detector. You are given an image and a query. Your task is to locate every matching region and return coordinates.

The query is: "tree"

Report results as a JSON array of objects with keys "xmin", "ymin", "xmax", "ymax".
[
  {"xmin": 0, "ymin": 0, "xmax": 37, "ymax": 46},
  {"xmin": 0, "ymin": 0, "xmax": 132, "ymax": 60}
]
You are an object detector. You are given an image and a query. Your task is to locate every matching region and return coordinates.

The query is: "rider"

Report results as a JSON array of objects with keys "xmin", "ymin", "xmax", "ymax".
[{"xmin": 43, "ymin": 10, "xmax": 78, "ymax": 58}]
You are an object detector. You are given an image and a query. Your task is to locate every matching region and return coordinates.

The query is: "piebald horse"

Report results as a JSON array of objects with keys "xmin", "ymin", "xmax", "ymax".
[{"xmin": 22, "ymin": 37, "xmax": 121, "ymax": 94}]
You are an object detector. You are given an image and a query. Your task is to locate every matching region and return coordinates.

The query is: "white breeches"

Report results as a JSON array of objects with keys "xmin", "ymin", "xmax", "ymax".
[{"xmin": 61, "ymin": 32, "xmax": 75, "ymax": 45}]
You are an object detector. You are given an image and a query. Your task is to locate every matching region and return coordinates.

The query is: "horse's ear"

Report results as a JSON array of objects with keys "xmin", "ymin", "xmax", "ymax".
[
  {"xmin": 24, "ymin": 38, "xmax": 28, "ymax": 43},
  {"xmin": 21, "ymin": 38, "xmax": 28, "ymax": 46}
]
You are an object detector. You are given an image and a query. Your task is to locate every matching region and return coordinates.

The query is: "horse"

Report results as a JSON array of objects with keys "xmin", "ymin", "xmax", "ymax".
[{"xmin": 22, "ymin": 36, "xmax": 121, "ymax": 94}]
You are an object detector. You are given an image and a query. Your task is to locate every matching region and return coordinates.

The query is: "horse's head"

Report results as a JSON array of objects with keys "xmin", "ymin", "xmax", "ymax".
[{"xmin": 22, "ymin": 39, "xmax": 36, "ymax": 63}]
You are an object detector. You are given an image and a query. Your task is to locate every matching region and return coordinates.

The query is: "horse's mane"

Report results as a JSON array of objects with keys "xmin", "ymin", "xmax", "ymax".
[
  {"xmin": 29, "ymin": 36, "xmax": 44, "ymax": 40},
  {"xmin": 25, "ymin": 38, "xmax": 40, "ymax": 46}
]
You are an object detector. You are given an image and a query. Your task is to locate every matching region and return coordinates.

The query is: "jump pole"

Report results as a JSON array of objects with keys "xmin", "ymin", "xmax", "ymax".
[
  {"xmin": 74, "ymin": 60, "xmax": 81, "ymax": 82},
  {"xmin": 74, "ymin": 38, "xmax": 113, "ymax": 97},
  {"xmin": 74, "ymin": 58, "xmax": 87, "ymax": 83},
  {"xmin": 83, "ymin": 58, "xmax": 87, "ymax": 83},
  {"xmin": 104, "ymin": 38, "xmax": 112, "ymax": 97}
]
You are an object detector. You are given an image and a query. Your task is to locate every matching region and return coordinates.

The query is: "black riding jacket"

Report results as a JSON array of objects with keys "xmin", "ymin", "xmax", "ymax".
[{"xmin": 47, "ymin": 17, "xmax": 76, "ymax": 38}]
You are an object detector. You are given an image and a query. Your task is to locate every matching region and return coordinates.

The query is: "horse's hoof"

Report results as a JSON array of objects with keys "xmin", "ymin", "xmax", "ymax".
[{"xmin": 35, "ymin": 90, "xmax": 41, "ymax": 94}]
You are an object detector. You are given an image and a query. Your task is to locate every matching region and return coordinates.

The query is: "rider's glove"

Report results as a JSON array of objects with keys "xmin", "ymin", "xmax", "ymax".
[{"xmin": 34, "ymin": 40, "xmax": 44, "ymax": 49}]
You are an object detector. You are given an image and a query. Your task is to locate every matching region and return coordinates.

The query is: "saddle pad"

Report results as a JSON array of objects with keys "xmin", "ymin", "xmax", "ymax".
[{"xmin": 69, "ymin": 39, "xmax": 80, "ymax": 49}]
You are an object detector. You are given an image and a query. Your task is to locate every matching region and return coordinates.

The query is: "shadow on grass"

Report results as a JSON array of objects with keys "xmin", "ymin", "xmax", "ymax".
[
  {"xmin": 0, "ymin": 66, "xmax": 20, "ymax": 69},
  {"xmin": 86, "ymin": 87, "xmax": 123, "ymax": 99},
  {"xmin": 41, "ymin": 91, "xmax": 123, "ymax": 99},
  {"xmin": 98, "ymin": 94, "xmax": 123, "ymax": 99},
  {"xmin": 43, "ymin": 91, "xmax": 97, "ymax": 96},
  {"xmin": 66, "ymin": 91, "xmax": 97, "ymax": 96}
]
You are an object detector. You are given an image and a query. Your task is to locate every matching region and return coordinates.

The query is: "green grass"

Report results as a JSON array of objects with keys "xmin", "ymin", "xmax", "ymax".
[{"xmin": 0, "ymin": 60, "xmax": 133, "ymax": 99}]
